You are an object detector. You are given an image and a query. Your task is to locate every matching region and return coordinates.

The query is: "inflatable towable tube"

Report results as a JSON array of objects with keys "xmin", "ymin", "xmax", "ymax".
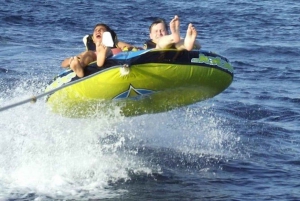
[{"xmin": 45, "ymin": 49, "xmax": 233, "ymax": 117}]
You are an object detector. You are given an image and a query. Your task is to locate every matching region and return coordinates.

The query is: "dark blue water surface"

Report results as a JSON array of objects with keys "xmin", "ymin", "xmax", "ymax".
[{"xmin": 0, "ymin": 0, "xmax": 299, "ymax": 200}]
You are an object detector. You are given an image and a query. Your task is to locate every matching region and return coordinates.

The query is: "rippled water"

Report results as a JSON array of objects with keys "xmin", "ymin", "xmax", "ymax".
[{"xmin": 0, "ymin": 0, "xmax": 299, "ymax": 200}]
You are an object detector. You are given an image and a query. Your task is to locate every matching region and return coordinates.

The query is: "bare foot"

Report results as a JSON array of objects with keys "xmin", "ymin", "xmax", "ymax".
[
  {"xmin": 169, "ymin": 15, "xmax": 181, "ymax": 43},
  {"xmin": 184, "ymin": 23, "xmax": 197, "ymax": 51},
  {"xmin": 70, "ymin": 56, "xmax": 84, "ymax": 78}
]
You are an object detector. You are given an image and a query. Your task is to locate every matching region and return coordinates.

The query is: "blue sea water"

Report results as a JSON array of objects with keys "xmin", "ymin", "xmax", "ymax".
[{"xmin": 0, "ymin": 0, "xmax": 299, "ymax": 200}]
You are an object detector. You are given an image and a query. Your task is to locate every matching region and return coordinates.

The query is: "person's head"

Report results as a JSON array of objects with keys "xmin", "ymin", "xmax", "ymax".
[
  {"xmin": 149, "ymin": 18, "xmax": 168, "ymax": 41},
  {"xmin": 92, "ymin": 23, "xmax": 117, "ymax": 43}
]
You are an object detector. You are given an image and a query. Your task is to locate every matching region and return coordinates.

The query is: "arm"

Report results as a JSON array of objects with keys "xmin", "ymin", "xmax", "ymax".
[{"xmin": 116, "ymin": 40, "xmax": 133, "ymax": 49}]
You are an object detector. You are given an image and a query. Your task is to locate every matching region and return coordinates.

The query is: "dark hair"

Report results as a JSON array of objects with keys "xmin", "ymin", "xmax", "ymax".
[
  {"xmin": 85, "ymin": 23, "xmax": 118, "ymax": 50},
  {"xmin": 149, "ymin": 18, "xmax": 168, "ymax": 32},
  {"xmin": 93, "ymin": 23, "xmax": 117, "ymax": 42}
]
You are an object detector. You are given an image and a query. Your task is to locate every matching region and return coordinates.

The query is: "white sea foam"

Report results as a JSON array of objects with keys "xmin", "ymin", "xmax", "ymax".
[
  {"xmin": 0, "ymin": 84, "xmax": 146, "ymax": 199},
  {"xmin": 0, "ymin": 82, "xmax": 242, "ymax": 200}
]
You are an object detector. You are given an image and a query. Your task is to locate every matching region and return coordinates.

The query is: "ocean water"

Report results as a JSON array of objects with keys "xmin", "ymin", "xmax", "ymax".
[{"xmin": 0, "ymin": 0, "xmax": 299, "ymax": 200}]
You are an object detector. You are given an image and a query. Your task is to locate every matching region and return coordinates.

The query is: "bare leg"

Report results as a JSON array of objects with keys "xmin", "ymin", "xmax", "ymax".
[
  {"xmin": 79, "ymin": 51, "xmax": 97, "ymax": 66},
  {"xmin": 69, "ymin": 56, "xmax": 84, "ymax": 78},
  {"xmin": 61, "ymin": 50, "xmax": 96, "ymax": 68},
  {"xmin": 69, "ymin": 51, "xmax": 97, "ymax": 77},
  {"xmin": 156, "ymin": 15, "xmax": 181, "ymax": 49},
  {"xmin": 169, "ymin": 15, "xmax": 180, "ymax": 43},
  {"xmin": 96, "ymin": 42, "xmax": 112, "ymax": 67},
  {"xmin": 184, "ymin": 23, "xmax": 197, "ymax": 51}
]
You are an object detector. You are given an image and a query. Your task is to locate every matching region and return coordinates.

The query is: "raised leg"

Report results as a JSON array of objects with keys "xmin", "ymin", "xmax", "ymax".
[
  {"xmin": 156, "ymin": 15, "xmax": 181, "ymax": 49},
  {"xmin": 96, "ymin": 41, "xmax": 112, "ymax": 67},
  {"xmin": 184, "ymin": 23, "xmax": 197, "ymax": 51}
]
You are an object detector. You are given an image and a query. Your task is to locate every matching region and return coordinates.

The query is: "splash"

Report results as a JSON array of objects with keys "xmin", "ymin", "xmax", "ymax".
[
  {"xmin": 115, "ymin": 103, "xmax": 243, "ymax": 173},
  {"xmin": 0, "ymin": 81, "xmax": 242, "ymax": 200},
  {"xmin": 0, "ymin": 81, "xmax": 151, "ymax": 200}
]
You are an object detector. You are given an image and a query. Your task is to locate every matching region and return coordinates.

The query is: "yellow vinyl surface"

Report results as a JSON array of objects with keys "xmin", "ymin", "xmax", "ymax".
[{"xmin": 46, "ymin": 50, "xmax": 233, "ymax": 117}]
